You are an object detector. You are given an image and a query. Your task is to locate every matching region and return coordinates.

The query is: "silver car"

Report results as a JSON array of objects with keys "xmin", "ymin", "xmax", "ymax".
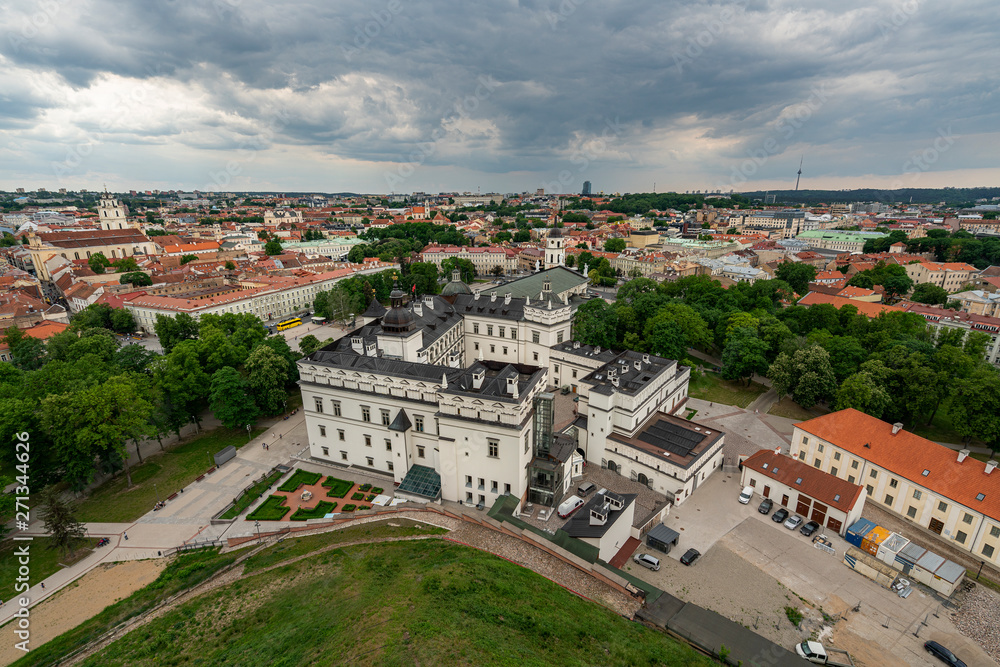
[{"xmin": 783, "ymin": 514, "xmax": 804, "ymax": 530}]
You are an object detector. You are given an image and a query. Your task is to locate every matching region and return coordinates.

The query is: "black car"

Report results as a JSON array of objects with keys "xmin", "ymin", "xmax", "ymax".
[
  {"xmin": 924, "ymin": 641, "xmax": 966, "ymax": 666},
  {"xmin": 679, "ymin": 548, "xmax": 701, "ymax": 566},
  {"xmin": 772, "ymin": 508, "xmax": 789, "ymax": 523},
  {"xmin": 758, "ymin": 498, "xmax": 773, "ymax": 514},
  {"xmin": 800, "ymin": 521, "xmax": 820, "ymax": 537}
]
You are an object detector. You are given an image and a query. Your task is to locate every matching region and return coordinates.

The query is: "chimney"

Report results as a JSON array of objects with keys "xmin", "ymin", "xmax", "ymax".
[
  {"xmin": 774, "ymin": 447, "xmax": 781, "ymax": 455},
  {"xmin": 986, "ymin": 460, "xmax": 997, "ymax": 475},
  {"xmin": 448, "ymin": 352, "xmax": 460, "ymax": 368},
  {"xmin": 573, "ymin": 341, "xmax": 580, "ymax": 349},
  {"xmin": 610, "ymin": 375, "xmax": 619, "ymax": 387},
  {"xmin": 472, "ymin": 369, "xmax": 485, "ymax": 390},
  {"xmin": 441, "ymin": 372, "xmax": 448, "ymax": 389},
  {"xmin": 413, "ymin": 302, "xmax": 423, "ymax": 317},
  {"xmin": 474, "ymin": 291, "xmax": 480, "ymax": 300},
  {"xmin": 589, "ymin": 503, "xmax": 609, "ymax": 527},
  {"xmin": 424, "ymin": 294, "xmax": 434, "ymax": 308},
  {"xmin": 594, "ymin": 346, "xmax": 601, "ymax": 354},
  {"xmin": 351, "ymin": 336, "xmax": 364, "ymax": 354},
  {"xmin": 634, "ymin": 360, "xmax": 642, "ymax": 370},
  {"xmin": 365, "ymin": 342, "xmax": 377, "ymax": 357},
  {"xmin": 891, "ymin": 422, "xmax": 903, "ymax": 435},
  {"xmin": 491, "ymin": 291, "xmax": 497, "ymax": 303},
  {"xmin": 958, "ymin": 449, "xmax": 970, "ymax": 463},
  {"xmin": 608, "ymin": 367, "xmax": 616, "ymax": 379},
  {"xmin": 506, "ymin": 376, "xmax": 519, "ymax": 399},
  {"xmin": 504, "ymin": 292, "xmax": 511, "ymax": 305}
]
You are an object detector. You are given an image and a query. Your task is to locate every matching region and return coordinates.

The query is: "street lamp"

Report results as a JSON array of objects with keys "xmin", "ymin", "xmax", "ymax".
[
  {"xmin": 254, "ymin": 520, "xmax": 262, "ymax": 544},
  {"xmin": 246, "ymin": 423, "xmax": 252, "ymax": 442}
]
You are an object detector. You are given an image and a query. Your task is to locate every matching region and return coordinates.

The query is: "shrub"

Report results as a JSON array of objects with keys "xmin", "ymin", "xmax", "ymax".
[
  {"xmin": 278, "ymin": 469, "xmax": 322, "ymax": 493},
  {"xmin": 360, "ymin": 483, "xmax": 372, "ymax": 492},
  {"xmin": 322, "ymin": 476, "xmax": 354, "ymax": 498},
  {"xmin": 290, "ymin": 501, "xmax": 338, "ymax": 521},
  {"xmin": 365, "ymin": 494, "xmax": 377, "ymax": 502},
  {"xmin": 342, "ymin": 504, "xmax": 357, "ymax": 512},
  {"xmin": 358, "ymin": 505, "xmax": 371, "ymax": 511},
  {"xmin": 784, "ymin": 606, "xmax": 803, "ymax": 627},
  {"xmin": 351, "ymin": 492, "xmax": 365, "ymax": 501},
  {"xmin": 220, "ymin": 469, "xmax": 285, "ymax": 520},
  {"xmin": 246, "ymin": 495, "xmax": 290, "ymax": 521},
  {"xmin": 371, "ymin": 487, "xmax": 384, "ymax": 494}
]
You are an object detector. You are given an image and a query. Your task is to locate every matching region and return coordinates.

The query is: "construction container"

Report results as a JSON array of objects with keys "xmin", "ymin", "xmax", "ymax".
[
  {"xmin": 895, "ymin": 542, "xmax": 926, "ymax": 575},
  {"xmin": 845, "ymin": 518, "xmax": 876, "ymax": 547},
  {"xmin": 861, "ymin": 526, "xmax": 891, "ymax": 556},
  {"xmin": 912, "ymin": 550, "xmax": 946, "ymax": 587},
  {"xmin": 876, "ymin": 532, "xmax": 909, "ymax": 566}
]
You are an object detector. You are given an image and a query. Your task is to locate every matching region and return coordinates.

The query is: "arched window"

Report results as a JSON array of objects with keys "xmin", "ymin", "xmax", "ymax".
[
  {"xmin": 74, "ymin": 252, "xmax": 79, "ymax": 260},
  {"xmin": 607, "ymin": 460, "xmax": 618, "ymax": 474}
]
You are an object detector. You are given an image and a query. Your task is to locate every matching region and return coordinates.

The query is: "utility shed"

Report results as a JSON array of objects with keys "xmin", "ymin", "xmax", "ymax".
[
  {"xmin": 846, "ymin": 519, "xmax": 876, "ymax": 547},
  {"xmin": 844, "ymin": 547, "xmax": 899, "ymax": 589},
  {"xmin": 896, "ymin": 542, "xmax": 926, "ymax": 574},
  {"xmin": 646, "ymin": 523, "xmax": 680, "ymax": 555},
  {"xmin": 876, "ymin": 533, "xmax": 909, "ymax": 566}
]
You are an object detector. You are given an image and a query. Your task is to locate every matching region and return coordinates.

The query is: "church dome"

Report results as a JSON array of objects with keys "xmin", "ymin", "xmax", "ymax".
[
  {"xmin": 441, "ymin": 269, "xmax": 472, "ymax": 296},
  {"xmin": 382, "ymin": 281, "xmax": 415, "ymax": 333}
]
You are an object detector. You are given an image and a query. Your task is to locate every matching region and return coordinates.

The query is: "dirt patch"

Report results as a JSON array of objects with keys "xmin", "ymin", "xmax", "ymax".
[
  {"xmin": 0, "ymin": 559, "xmax": 166, "ymax": 667},
  {"xmin": 829, "ymin": 626, "xmax": 912, "ymax": 667}
]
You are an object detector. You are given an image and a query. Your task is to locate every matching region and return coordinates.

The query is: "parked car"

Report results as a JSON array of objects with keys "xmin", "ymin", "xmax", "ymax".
[
  {"xmin": 633, "ymin": 553, "xmax": 660, "ymax": 571},
  {"xmin": 577, "ymin": 482, "xmax": 596, "ymax": 497},
  {"xmin": 783, "ymin": 514, "xmax": 804, "ymax": 530},
  {"xmin": 772, "ymin": 508, "xmax": 789, "ymax": 523},
  {"xmin": 924, "ymin": 641, "xmax": 966, "ymax": 666},
  {"xmin": 557, "ymin": 495, "xmax": 585, "ymax": 518},
  {"xmin": 679, "ymin": 548, "xmax": 701, "ymax": 566},
  {"xmin": 758, "ymin": 498, "xmax": 773, "ymax": 514},
  {"xmin": 738, "ymin": 485, "xmax": 754, "ymax": 504},
  {"xmin": 800, "ymin": 521, "xmax": 820, "ymax": 537}
]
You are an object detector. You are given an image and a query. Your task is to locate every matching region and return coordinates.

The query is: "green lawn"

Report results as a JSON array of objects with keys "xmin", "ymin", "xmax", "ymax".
[
  {"xmin": 0, "ymin": 537, "xmax": 95, "ymax": 595},
  {"xmin": 767, "ymin": 397, "xmax": 830, "ymax": 421},
  {"xmin": 219, "ymin": 468, "xmax": 287, "ymax": 520},
  {"xmin": 688, "ymin": 372, "xmax": 767, "ymax": 408},
  {"xmin": 81, "ymin": 540, "xmax": 714, "ymax": 667},
  {"xmin": 9, "ymin": 548, "xmax": 239, "ymax": 667},
  {"xmin": 76, "ymin": 427, "xmax": 266, "ymax": 524}
]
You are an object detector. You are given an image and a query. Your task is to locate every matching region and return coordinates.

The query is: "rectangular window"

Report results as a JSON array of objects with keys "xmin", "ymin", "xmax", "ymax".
[
  {"xmin": 991, "ymin": 526, "xmax": 1000, "ymax": 539},
  {"xmin": 913, "ymin": 490, "xmax": 922, "ymax": 500},
  {"xmin": 338, "ymin": 429, "xmax": 345, "ymax": 441},
  {"xmin": 333, "ymin": 401, "xmax": 342, "ymax": 416},
  {"xmin": 885, "ymin": 494, "xmax": 894, "ymax": 506},
  {"xmin": 572, "ymin": 369, "xmax": 577, "ymax": 378},
  {"xmin": 465, "ymin": 475, "xmax": 472, "ymax": 487},
  {"xmin": 491, "ymin": 481, "xmax": 498, "ymax": 493},
  {"xmin": 314, "ymin": 397, "xmax": 324, "ymax": 413},
  {"xmin": 488, "ymin": 440, "xmax": 499, "ymax": 458},
  {"xmin": 557, "ymin": 331, "xmax": 564, "ymax": 343},
  {"xmin": 798, "ymin": 451, "xmax": 805, "ymax": 461},
  {"xmin": 532, "ymin": 331, "xmax": 540, "ymax": 343},
  {"xmin": 870, "ymin": 469, "xmax": 878, "ymax": 478},
  {"xmin": 387, "ymin": 461, "xmax": 394, "ymax": 472},
  {"xmin": 833, "ymin": 451, "xmax": 841, "ymax": 461},
  {"xmin": 817, "ymin": 444, "xmax": 824, "ymax": 453},
  {"xmin": 524, "ymin": 433, "xmax": 530, "ymax": 453},
  {"xmin": 487, "ymin": 325, "xmax": 493, "ymax": 336},
  {"xmin": 851, "ymin": 460, "xmax": 859, "ymax": 469},
  {"xmin": 504, "ymin": 483, "xmax": 511, "ymax": 494},
  {"xmin": 381, "ymin": 409, "xmax": 390, "ymax": 426},
  {"xmin": 365, "ymin": 435, "xmax": 372, "ymax": 447},
  {"xmin": 814, "ymin": 459, "xmax": 822, "ymax": 468},
  {"xmin": 830, "ymin": 467, "xmax": 838, "ymax": 477},
  {"xmin": 319, "ymin": 425, "xmax": 327, "ymax": 437},
  {"xmin": 963, "ymin": 513, "xmax": 974, "ymax": 525},
  {"xmin": 385, "ymin": 439, "xmax": 392, "ymax": 451},
  {"xmin": 502, "ymin": 346, "xmax": 508, "ymax": 355},
  {"xmin": 866, "ymin": 484, "xmax": 874, "ymax": 496},
  {"xmin": 956, "ymin": 531, "xmax": 968, "ymax": 544},
  {"xmin": 510, "ymin": 329, "xmax": 516, "ymax": 340},
  {"xmin": 321, "ymin": 446, "xmax": 329, "ymax": 456},
  {"xmin": 473, "ymin": 323, "xmax": 479, "ymax": 334},
  {"xmin": 417, "ymin": 445, "xmax": 425, "ymax": 458},
  {"xmin": 366, "ymin": 457, "xmax": 374, "ymax": 467},
  {"xmin": 533, "ymin": 351, "xmax": 539, "ymax": 362},
  {"xmin": 499, "ymin": 327, "xmax": 505, "ymax": 338},
  {"xmin": 466, "ymin": 492, "xmax": 473, "ymax": 502},
  {"xmin": 341, "ymin": 451, "xmax": 348, "ymax": 461},
  {"xmin": 848, "ymin": 475, "xmax": 855, "ymax": 484},
  {"xmin": 907, "ymin": 506, "xmax": 917, "ymax": 518},
  {"xmin": 983, "ymin": 544, "xmax": 996, "ymax": 558},
  {"xmin": 475, "ymin": 342, "xmax": 480, "ymax": 351},
  {"xmin": 415, "ymin": 415, "xmax": 424, "ymax": 432},
  {"xmin": 939, "ymin": 501, "xmax": 948, "ymax": 512},
  {"xmin": 890, "ymin": 478, "xmax": 898, "ymax": 489},
  {"xmin": 362, "ymin": 406, "xmax": 371, "ymax": 422},
  {"xmin": 478, "ymin": 478, "xmax": 485, "ymax": 490},
  {"xmin": 802, "ymin": 436, "xmax": 809, "ymax": 445}
]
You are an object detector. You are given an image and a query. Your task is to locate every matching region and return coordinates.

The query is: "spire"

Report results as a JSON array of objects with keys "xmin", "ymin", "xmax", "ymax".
[{"xmin": 442, "ymin": 372, "xmax": 448, "ymax": 389}]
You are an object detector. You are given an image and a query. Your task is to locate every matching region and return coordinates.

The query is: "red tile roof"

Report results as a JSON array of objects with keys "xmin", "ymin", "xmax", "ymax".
[
  {"xmin": 796, "ymin": 409, "xmax": 1000, "ymax": 522},
  {"xmin": 742, "ymin": 449, "xmax": 864, "ymax": 513},
  {"xmin": 798, "ymin": 291, "xmax": 905, "ymax": 319}
]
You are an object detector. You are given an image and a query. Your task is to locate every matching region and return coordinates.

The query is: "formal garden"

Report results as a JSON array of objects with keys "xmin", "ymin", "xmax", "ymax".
[{"xmin": 245, "ymin": 469, "xmax": 389, "ymax": 521}]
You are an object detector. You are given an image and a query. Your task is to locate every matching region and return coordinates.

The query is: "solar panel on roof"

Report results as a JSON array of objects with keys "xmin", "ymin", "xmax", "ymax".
[{"xmin": 637, "ymin": 419, "xmax": 704, "ymax": 456}]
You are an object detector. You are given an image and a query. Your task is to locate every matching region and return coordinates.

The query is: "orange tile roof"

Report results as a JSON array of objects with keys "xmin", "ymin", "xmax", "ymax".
[
  {"xmin": 796, "ymin": 409, "xmax": 1000, "ymax": 522},
  {"xmin": 837, "ymin": 286, "xmax": 877, "ymax": 298},
  {"xmin": 798, "ymin": 291, "xmax": 905, "ymax": 319},
  {"xmin": 742, "ymin": 449, "xmax": 864, "ymax": 513},
  {"xmin": 23, "ymin": 321, "xmax": 69, "ymax": 340}
]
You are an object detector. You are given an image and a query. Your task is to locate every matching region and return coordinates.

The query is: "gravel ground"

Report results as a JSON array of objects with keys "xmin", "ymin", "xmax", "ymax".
[
  {"xmin": 625, "ymin": 542, "xmax": 810, "ymax": 648},
  {"xmin": 449, "ymin": 521, "xmax": 642, "ymax": 618},
  {"xmin": 954, "ymin": 583, "xmax": 1000, "ymax": 663}
]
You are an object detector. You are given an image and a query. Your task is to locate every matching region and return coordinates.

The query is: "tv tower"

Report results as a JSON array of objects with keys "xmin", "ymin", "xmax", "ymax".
[{"xmin": 794, "ymin": 156, "xmax": 803, "ymax": 191}]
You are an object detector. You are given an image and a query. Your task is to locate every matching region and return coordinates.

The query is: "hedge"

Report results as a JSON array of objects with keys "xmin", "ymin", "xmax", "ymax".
[
  {"xmin": 220, "ymin": 468, "xmax": 285, "ymax": 520},
  {"xmin": 290, "ymin": 501, "xmax": 338, "ymax": 521},
  {"xmin": 322, "ymin": 476, "xmax": 354, "ymax": 498},
  {"xmin": 277, "ymin": 469, "xmax": 322, "ymax": 493},
  {"xmin": 351, "ymin": 492, "xmax": 365, "ymax": 501},
  {"xmin": 246, "ymin": 495, "xmax": 290, "ymax": 521},
  {"xmin": 371, "ymin": 487, "xmax": 384, "ymax": 495},
  {"xmin": 342, "ymin": 504, "xmax": 357, "ymax": 512}
]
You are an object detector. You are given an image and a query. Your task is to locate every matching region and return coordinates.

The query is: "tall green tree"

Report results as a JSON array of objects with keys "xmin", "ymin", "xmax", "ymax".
[
  {"xmin": 835, "ymin": 369, "xmax": 893, "ymax": 418},
  {"xmin": 209, "ymin": 367, "xmax": 259, "ymax": 430},
  {"xmin": 246, "ymin": 345, "xmax": 292, "ymax": 415},
  {"xmin": 441, "ymin": 257, "xmax": 476, "ymax": 283},
  {"xmin": 774, "ymin": 262, "xmax": 817, "ymax": 295},
  {"xmin": 572, "ymin": 299, "xmax": 620, "ymax": 349},
  {"xmin": 720, "ymin": 327, "xmax": 769, "ymax": 386},
  {"xmin": 154, "ymin": 313, "xmax": 199, "ymax": 353},
  {"xmin": 948, "ymin": 366, "xmax": 1000, "ymax": 450},
  {"xmin": 604, "ymin": 238, "xmax": 626, "ymax": 253},
  {"xmin": 153, "ymin": 341, "xmax": 210, "ymax": 431},
  {"xmin": 40, "ymin": 487, "xmax": 86, "ymax": 558},
  {"xmin": 768, "ymin": 345, "xmax": 838, "ymax": 409}
]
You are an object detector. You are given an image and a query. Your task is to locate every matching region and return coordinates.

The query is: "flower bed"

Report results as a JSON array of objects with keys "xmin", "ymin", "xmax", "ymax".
[
  {"xmin": 246, "ymin": 495, "xmax": 290, "ymax": 521},
  {"xmin": 278, "ymin": 469, "xmax": 322, "ymax": 493},
  {"xmin": 342, "ymin": 504, "xmax": 357, "ymax": 512},
  {"xmin": 371, "ymin": 487, "xmax": 384, "ymax": 495},
  {"xmin": 322, "ymin": 476, "xmax": 354, "ymax": 498},
  {"xmin": 359, "ymin": 483, "xmax": 372, "ymax": 492},
  {"xmin": 351, "ymin": 492, "xmax": 365, "ymax": 501},
  {"xmin": 365, "ymin": 494, "xmax": 377, "ymax": 502},
  {"xmin": 358, "ymin": 505, "xmax": 371, "ymax": 511},
  {"xmin": 290, "ymin": 501, "xmax": 338, "ymax": 521},
  {"xmin": 219, "ymin": 468, "xmax": 285, "ymax": 520}
]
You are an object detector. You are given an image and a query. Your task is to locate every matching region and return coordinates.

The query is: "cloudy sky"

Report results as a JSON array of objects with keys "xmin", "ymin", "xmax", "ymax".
[{"xmin": 2, "ymin": 0, "xmax": 998, "ymax": 195}]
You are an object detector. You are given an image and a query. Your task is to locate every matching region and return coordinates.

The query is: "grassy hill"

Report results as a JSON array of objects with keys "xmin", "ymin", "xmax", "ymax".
[{"xmin": 74, "ymin": 538, "xmax": 712, "ymax": 667}]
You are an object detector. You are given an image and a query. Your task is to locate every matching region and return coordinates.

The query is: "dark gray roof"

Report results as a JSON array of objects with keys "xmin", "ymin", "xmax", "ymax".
[
  {"xmin": 551, "ymin": 341, "xmax": 621, "ymax": 363},
  {"xmin": 646, "ymin": 523, "xmax": 680, "ymax": 547},
  {"xmin": 452, "ymin": 293, "xmax": 528, "ymax": 321},
  {"xmin": 443, "ymin": 360, "xmax": 545, "ymax": 402},
  {"xmin": 583, "ymin": 350, "xmax": 679, "ymax": 396},
  {"xmin": 389, "ymin": 409, "xmax": 412, "ymax": 432},
  {"xmin": 362, "ymin": 299, "xmax": 386, "ymax": 317},
  {"xmin": 562, "ymin": 491, "xmax": 636, "ymax": 539},
  {"xmin": 304, "ymin": 349, "xmax": 452, "ymax": 383}
]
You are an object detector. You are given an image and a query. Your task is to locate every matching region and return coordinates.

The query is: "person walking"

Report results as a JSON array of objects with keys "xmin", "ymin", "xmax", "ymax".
[{"xmin": 123, "ymin": 531, "xmax": 128, "ymax": 541}]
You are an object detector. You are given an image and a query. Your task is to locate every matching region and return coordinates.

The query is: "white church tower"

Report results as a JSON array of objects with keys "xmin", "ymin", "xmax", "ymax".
[
  {"xmin": 98, "ymin": 190, "xmax": 131, "ymax": 230},
  {"xmin": 544, "ymin": 228, "xmax": 565, "ymax": 270}
]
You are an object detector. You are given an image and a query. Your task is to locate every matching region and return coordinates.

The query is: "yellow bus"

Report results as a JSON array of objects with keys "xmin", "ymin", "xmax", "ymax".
[{"xmin": 276, "ymin": 317, "xmax": 302, "ymax": 332}]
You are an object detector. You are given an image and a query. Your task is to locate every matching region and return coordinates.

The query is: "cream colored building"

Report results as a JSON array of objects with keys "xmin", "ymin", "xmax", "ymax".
[
  {"xmin": 792, "ymin": 409, "xmax": 1000, "ymax": 569},
  {"xmin": 26, "ymin": 229, "xmax": 159, "ymax": 281},
  {"xmin": 904, "ymin": 262, "xmax": 977, "ymax": 291}
]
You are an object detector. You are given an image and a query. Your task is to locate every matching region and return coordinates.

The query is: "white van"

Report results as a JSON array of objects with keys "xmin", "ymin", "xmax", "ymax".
[
  {"xmin": 557, "ymin": 495, "xmax": 585, "ymax": 518},
  {"xmin": 738, "ymin": 486, "xmax": 754, "ymax": 504},
  {"xmin": 633, "ymin": 553, "xmax": 660, "ymax": 571}
]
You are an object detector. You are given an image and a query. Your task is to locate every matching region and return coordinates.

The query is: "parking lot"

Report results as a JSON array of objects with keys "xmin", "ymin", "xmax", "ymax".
[{"xmin": 626, "ymin": 471, "xmax": 994, "ymax": 666}]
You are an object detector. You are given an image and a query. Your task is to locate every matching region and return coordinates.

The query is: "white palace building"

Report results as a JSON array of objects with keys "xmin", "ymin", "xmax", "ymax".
[{"xmin": 297, "ymin": 267, "xmax": 723, "ymax": 509}]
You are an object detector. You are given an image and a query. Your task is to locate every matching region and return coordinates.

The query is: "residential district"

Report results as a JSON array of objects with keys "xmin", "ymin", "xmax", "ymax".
[{"xmin": 2, "ymin": 187, "xmax": 1000, "ymax": 666}]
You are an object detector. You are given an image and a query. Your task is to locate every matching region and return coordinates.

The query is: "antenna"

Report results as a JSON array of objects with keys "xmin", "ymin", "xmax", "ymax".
[{"xmin": 794, "ymin": 157, "xmax": 803, "ymax": 191}]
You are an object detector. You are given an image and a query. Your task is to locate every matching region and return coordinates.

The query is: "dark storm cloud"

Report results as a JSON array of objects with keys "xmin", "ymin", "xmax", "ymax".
[{"xmin": 1, "ymin": 0, "xmax": 998, "ymax": 185}]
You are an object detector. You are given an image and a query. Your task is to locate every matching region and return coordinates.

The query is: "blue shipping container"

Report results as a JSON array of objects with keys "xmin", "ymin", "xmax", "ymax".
[{"xmin": 845, "ymin": 518, "xmax": 877, "ymax": 547}]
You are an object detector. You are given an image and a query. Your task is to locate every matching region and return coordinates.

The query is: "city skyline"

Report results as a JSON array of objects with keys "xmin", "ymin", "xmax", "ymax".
[{"xmin": 2, "ymin": 1, "xmax": 998, "ymax": 194}]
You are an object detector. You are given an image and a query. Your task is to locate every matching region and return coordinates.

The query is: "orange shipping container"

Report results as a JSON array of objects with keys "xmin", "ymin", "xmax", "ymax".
[{"xmin": 861, "ymin": 526, "xmax": 890, "ymax": 555}]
